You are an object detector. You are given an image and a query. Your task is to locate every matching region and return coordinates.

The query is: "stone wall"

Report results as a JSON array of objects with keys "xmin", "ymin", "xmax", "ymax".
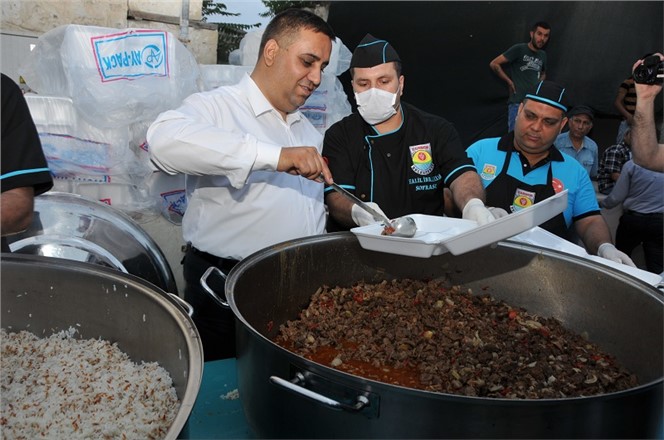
[{"xmin": 0, "ymin": 0, "xmax": 216, "ymax": 64}]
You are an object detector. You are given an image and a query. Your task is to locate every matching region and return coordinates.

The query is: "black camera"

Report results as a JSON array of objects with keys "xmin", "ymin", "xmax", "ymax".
[{"xmin": 633, "ymin": 55, "xmax": 664, "ymax": 85}]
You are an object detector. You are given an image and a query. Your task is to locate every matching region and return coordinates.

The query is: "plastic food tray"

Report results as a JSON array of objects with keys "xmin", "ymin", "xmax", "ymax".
[{"xmin": 351, "ymin": 190, "xmax": 568, "ymax": 258}]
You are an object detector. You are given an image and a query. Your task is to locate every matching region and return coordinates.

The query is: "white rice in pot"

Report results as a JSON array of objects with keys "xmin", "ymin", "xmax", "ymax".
[{"xmin": 1, "ymin": 327, "xmax": 180, "ymax": 439}]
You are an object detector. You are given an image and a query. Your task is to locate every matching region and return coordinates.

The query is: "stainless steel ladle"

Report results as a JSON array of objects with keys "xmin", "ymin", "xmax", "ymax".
[{"xmin": 327, "ymin": 182, "xmax": 417, "ymax": 237}]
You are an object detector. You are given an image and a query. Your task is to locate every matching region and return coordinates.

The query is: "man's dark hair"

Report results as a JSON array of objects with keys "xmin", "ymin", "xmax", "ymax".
[
  {"xmin": 259, "ymin": 8, "xmax": 336, "ymax": 54},
  {"xmin": 532, "ymin": 21, "xmax": 551, "ymax": 31}
]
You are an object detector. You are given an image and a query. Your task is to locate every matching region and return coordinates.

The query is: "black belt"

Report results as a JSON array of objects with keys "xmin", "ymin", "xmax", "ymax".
[
  {"xmin": 625, "ymin": 210, "xmax": 663, "ymax": 218},
  {"xmin": 186, "ymin": 244, "xmax": 240, "ymax": 273}
]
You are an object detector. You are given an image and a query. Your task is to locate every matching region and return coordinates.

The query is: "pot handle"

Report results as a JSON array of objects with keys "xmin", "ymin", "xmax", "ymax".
[
  {"xmin": 200, "ymin": 266, "xmax": 230, "ymax": 308},
  {"xmin": 168, "ymin": 293, "xmax": 194, "ymax": 318},
  {"xmin": 270, "ymin": 372, "xmax": 370, "ymax": 412}
]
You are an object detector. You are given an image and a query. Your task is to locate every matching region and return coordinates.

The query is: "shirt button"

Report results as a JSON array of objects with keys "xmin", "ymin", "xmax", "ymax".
[
  {"xmin": 387, "ymin": 153, "xmax": 392, "ymax": 157},
  {"xmin": 360, "ymin": 194, "xmax": 367, "ymax": 200}
]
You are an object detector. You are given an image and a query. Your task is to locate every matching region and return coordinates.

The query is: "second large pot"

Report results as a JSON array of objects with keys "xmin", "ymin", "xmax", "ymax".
[{"xmin": 224, "ymin": 233, "xmax": 663, "ymax": 439}]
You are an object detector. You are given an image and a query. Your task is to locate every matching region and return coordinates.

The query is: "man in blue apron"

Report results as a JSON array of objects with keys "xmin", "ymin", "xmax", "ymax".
[
  {"xmin": 467, "ymin": 80, "xmax": 635, "ymax": 266},
  {"xmin": 323, "ymin": 34, "xmax": 496, "ymax": 231}
]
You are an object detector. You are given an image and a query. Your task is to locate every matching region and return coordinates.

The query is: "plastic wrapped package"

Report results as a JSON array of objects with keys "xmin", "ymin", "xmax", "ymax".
[
  {"xmin": 300, "ymin": 72, "xmax": 352, "ymax": 134},
  {"xmin": 25, "ymin": 94, "xmax": 157, "ymax": 218},
  {"xmin": 147, "ymin": 171, "xmax": 188, "ymax": 225},
  {"xmin": 25, "ymin": 94, "xmax": 135, "ymax": 177},
  {"xmin": 229, "ymin": 29, "xmax": 263, "ymax": 66},
  {"xmin": 199, "ymin": 64, "xmax": 252, "ymax": 91},
  {"xmin": 327, "ymin": 36, "xmax": 353, "ymax": 77},
  {"xmin": 20, "ymin": 24, "xmax": 202, "ymax": 128}
]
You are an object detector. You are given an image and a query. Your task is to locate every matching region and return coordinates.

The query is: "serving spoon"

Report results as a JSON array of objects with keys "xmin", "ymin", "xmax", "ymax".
[{"xmin": 327, "ymin": 182, "xmax": 417, "ymax": 238}]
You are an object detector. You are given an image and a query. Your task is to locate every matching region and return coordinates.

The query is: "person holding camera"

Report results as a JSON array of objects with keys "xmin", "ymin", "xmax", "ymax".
[{"xmin": 631, "ymin": 52, "xmax": 664, "ymax": 172}]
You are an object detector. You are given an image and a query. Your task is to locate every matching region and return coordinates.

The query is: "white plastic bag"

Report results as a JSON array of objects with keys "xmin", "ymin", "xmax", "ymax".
[{"xmin": 20, "ymin": 24, "xmax": 201, "ymax": 128}]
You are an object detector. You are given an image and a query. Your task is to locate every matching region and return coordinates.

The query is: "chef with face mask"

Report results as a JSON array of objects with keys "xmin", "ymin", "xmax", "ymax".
[{"xmin": 323, "ymin": 33, "xmax": 498, "ymax": 231}]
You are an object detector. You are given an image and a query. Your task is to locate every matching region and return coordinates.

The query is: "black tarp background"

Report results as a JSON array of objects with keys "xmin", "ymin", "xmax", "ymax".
[{"xmin": 327, "ymin": 1, "xmax": 663, "ymax": 150}]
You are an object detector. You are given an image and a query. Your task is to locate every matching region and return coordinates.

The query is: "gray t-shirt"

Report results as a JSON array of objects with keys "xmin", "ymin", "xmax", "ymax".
[{"xmin": 503, "ymin": 43, "xmax": 547, "ymax": 104}]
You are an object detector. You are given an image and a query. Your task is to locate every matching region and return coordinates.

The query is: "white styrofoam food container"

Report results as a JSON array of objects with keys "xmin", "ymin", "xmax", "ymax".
[{"xmin": 351, "ymin": 190, "xmax": 568, "ymax": 258}]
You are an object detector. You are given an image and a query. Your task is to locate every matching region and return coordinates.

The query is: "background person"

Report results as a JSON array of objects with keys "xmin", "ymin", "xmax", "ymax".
[
  {"xmin": 147, "ymin": 9, "xmax": 336, "ymax": 361},
  {"xmin": 613, "ymin": 73, "xmax": 636, "ymax": 144},
  {"xmin": 323, "ymin": 34, "xmax": 495, "ymax": 232},
  {"xmin": 554, "ymin": 105, "xmax": 598, "ymax": 179},
  {"xmin": 600, "ymin": 160, "xmax": 663, "ymax": 274},
  {"xmin": 466, "ymin": 80, "xmax": 635, "ymax": 267},
  {"xmin": 489, "ymin": 21, "xmax": 550, "ymax": 132},
  {"xmin": 597, "ymin": 128, "xmax": 632, "ymax": 195},
  {"xmin": 1, "ymin": 73, "xmax": 53, "ymax": 253},
  {"xmin": 631, "ymin": 52, "xmax": 664, "ymax": 172}
]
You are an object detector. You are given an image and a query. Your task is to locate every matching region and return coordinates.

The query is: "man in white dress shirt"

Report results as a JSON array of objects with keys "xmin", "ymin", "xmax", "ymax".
[{"xmin": 147, "ymin": 8, "xmax": 336, "ymax": 360}]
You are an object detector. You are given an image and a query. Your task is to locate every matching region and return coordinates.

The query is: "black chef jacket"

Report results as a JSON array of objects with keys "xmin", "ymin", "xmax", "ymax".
[
  {"xmin": 1, "ymin": 74, "xmax": 53, "ymax": 252},
  {"xmin": 323, "ymin": 102, "xmax": 475, "ymax": 231}
]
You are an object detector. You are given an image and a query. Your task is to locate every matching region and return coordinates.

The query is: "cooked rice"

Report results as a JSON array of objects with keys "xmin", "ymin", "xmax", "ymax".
[{"xmin": 1, "ymin": 327, "xmax": 179, "ymax": 439}]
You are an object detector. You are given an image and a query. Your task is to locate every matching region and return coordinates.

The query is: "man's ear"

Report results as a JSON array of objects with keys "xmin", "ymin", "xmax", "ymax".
[
  {"xmin": 263, "ymin": 39, "xmax": 279, "ymax": 67},
  {"xmin": 560, "ymin": 117, "xmax": 569, "ymax": 133}
]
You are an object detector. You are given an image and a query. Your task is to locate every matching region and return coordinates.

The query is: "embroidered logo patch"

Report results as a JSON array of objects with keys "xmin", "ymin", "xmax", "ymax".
[
  {"xmin": 512, "ymin": 188, "xmax": 536, "ymax": 212},
  {"xmin": 409, "ymin": 143, "xmax": 434, "ymax": 175},
  {"xmin": 480, "ymin": 163, "xmax": 497, "ymax": 180}
]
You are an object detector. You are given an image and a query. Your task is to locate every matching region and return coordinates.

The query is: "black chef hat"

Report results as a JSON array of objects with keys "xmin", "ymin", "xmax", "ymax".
[
  {"xmin": 350, "ymin": 33, "xmax": 401, "ymax": 68},
  {"xmin": 524, "ymin": 80, "xmax": 570, "ymax": 113},
  {"xmin": 567, "ymin": 105, "xmax": 594, "ymax": 121}
]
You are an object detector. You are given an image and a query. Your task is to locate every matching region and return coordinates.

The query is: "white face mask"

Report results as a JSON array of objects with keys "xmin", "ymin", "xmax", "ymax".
[{"xmin": 354, "ymin": 87, "xmax": 399, "ymax": 125}]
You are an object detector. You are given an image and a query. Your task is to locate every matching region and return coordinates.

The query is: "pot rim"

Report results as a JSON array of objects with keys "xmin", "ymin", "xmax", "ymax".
[
  {"xmin": 226, "ymin": 233, "xmax": 664, "ymax": 403},
  {"xmin": 1, "ymin": 253, "xmax": 203, "ymax": 439}
]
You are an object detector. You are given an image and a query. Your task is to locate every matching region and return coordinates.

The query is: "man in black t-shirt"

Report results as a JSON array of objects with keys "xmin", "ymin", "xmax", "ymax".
[{"xmin": 1, "ymin": 74, "xmax": 53, "ymax": 252}]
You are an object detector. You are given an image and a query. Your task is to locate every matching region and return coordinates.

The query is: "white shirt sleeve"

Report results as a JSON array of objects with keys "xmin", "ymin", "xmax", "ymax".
[{"xmin": 147, "ymin": 91, "xmax": 282, "ymax": 189}]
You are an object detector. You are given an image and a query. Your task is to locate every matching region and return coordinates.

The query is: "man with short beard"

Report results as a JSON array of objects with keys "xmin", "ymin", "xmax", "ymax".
[
  {"xmin": 148, "ymin": 9, "xmax": 336, "ymax": 361},
  {"xmin": 467, "ymin": 80, "xmax": 635, "ymax": 268},
  {"xmin": 490, "ymin": 21, "xmax": 550, "ymax": 132}
]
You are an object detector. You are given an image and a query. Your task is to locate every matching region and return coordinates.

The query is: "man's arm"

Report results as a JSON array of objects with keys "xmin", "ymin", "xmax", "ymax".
[
  {"xmin": 614, "ymin": 86, "xmax": 634, "ymax": 124},
  {"xmin": 449, "ymin": 171, "xmax": 487, "ymax": 210},
  {"xmin": 574, "ymin": 215, "xmax": 615, "ymax": 255},
  {"xmin": 326, "ymin": 192, "xmax": 356, "ymax": 228},
  {"xmin": 489, "ymin": 54, "xmax": 515, "ymax": 95},
  {"xmin": 631, "ymin": 53, "xmax": 664, "ymax": 171},
  {"xmin": 0, "ymin": 186, "xmax": 34, "ymax": 236}
]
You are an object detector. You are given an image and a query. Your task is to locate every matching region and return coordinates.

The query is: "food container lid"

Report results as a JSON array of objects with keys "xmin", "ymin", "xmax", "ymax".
[{"xmin": 351, "ymin": 190, "xmax": 568, "ymax": 258}]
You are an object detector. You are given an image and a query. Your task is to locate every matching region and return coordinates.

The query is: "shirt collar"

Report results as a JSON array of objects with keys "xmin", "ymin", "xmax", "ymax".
[
  {"xmin": 239, "ymin": 73, "xmax": 303, "ymax": 124},
  {"xmin": 498, "ymin": 131, "xmax": 565, "ymax": 162}
]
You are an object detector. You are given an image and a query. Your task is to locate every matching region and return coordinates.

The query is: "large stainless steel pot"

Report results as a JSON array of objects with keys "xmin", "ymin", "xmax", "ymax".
[
  {"xmin": 0, "ymin": 254, "xmax": 203, "ymax": 439},
  {"xmin": 223, "ymin": 233, "xmax": 663, "ymax": 439}
]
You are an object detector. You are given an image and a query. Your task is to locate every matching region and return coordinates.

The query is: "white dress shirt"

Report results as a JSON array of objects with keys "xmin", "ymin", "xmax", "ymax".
[{"xmin": 147, "ymin": 73, "xmax": 326, "ymax": 260}]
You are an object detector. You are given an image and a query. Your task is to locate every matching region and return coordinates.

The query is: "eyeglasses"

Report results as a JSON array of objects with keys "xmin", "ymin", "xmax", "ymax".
[{"xmin": 571, "ymin": 118, "xmax": 593, "ymax": 127}]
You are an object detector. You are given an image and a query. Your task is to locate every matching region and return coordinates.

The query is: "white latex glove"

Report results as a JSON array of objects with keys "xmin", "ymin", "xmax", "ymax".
[
  {"xmin": 488, "ymin": 207, "xmax": 510, "ymax": 219},
  {"xmin": 351, "ymin": 202, "xmax": 387, "ymax": 227},
  {"xmin": 597, "ymin": 243, "xmax": 636, "ymax": 267},
  {"xmin": 462, "ymin": 198, "xmax": 497, "ymax": 226}
]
